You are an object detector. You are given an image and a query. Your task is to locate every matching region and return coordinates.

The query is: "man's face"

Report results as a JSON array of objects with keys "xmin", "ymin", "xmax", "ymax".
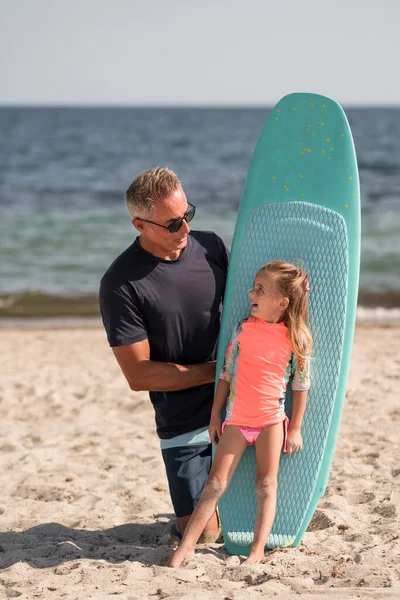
[{"xmin": 133, "ymin": 186, "xmax": 191, "ymax": 257}]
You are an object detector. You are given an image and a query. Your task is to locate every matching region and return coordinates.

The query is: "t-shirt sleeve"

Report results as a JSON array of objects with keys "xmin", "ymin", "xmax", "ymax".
[
  {"xmin": 219, "ymin": 236, "xmax": 230, "ymax": 272},
  {"xmin": 99, "ymin": 279, "xmax": 148, "ymax": 347},
  {"xmin": 219, "ymin": 324, "xmax": 239, "ymax": 383},
  {"xmin": 291, "ymin": 343, "xmax": 311, "ymax": 391}
]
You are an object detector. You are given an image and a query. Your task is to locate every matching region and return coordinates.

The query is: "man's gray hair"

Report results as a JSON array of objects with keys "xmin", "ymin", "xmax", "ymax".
[{"xmin": 125, "ymin": 167, "xmax": 181, "ymax": 219}]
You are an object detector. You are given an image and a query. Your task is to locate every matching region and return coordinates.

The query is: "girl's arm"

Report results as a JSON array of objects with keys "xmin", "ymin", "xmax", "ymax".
[
  {"xmin": 290, "ymin": 390, "xmax": 308, "ymax": 430},
  {"xmin": 209, "ymin": 322, "xmax": 241, "ymax": 444},
  {"xmin": 211, "ymin": 378, "xmax": 230, "ymax": 418},
  {"xmin": 209, "ymin": 378, "xmax": 230, "ymax": 444},
  {"xmin": 289, "ymin": 340, "xmax": 311, "ymax": 453},
  {"xmin": 287, "ymin": 390, "xmax": 308, "ymax": 453}
]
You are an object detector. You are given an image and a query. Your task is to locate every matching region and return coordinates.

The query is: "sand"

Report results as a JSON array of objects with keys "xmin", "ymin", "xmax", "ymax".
[{"xmin": 0, "ymin": 324, "xmax": 399, "ymax": 599}]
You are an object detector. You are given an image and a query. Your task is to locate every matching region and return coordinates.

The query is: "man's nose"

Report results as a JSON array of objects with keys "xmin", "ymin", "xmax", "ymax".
[{"xmin": 181, "ymin": 218, "xmax": 190, "ymax": 234}]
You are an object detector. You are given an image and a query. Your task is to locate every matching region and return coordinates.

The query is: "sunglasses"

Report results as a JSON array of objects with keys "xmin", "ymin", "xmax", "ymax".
[{"xmin": 135, "ymin": 202, "xmax": 196, "ymax": 234}]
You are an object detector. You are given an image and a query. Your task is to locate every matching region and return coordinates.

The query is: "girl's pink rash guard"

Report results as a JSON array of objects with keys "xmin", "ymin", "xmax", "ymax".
[{"xmin": 219, "ymin": 317, "xmax": 310, "ymax": 428}]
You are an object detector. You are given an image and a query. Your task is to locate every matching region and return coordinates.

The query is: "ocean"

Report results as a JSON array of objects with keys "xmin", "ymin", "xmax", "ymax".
[{"xmin": 0, "ymin": 106, "xmax": 399, "ymax": 322}]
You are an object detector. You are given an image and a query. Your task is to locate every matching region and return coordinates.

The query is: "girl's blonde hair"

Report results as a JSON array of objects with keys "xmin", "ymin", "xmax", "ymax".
[{"xmin": 260, "ymin": 260, "xmax": 312, "ymax": 368}]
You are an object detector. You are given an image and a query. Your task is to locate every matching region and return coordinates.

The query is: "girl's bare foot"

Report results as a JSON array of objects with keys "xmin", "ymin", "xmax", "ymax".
[
  {"xmin": 242, "ymin": 548, "xmax": 265, "ymax": 565},
  {"xmin": 167, "ymin": 547, "xmax": 195, "ymax": 568}
]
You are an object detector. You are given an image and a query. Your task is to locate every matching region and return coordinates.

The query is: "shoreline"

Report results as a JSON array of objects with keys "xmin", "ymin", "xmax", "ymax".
[
  {"xmin": 1, "ymin": 306, "xmax": 400, "ymax": 330},
  {"xmin": 1, "ymin": 288, "xmax": 400, "ymax": 321}
]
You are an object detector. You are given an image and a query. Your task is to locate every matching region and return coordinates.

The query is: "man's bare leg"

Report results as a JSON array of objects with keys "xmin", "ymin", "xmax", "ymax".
[
  {"xmin": 242, "ymin": 422, "xmax": 283, "ymax": 565},
  {"xmin": 168, "ymin": 426, "xmax": 247, "ymax": 568},
  {"xmin": 177, "ymin": 511, "xmax": 220, "ymax": 543}
]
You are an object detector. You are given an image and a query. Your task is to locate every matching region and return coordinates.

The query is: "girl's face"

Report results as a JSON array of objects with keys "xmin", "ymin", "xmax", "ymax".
[{"xmin": 248, "ymin": 271, "xmax": 288, "ymax": 323}]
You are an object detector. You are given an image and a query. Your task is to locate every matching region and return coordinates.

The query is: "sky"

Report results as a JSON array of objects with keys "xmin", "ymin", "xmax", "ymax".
[{"xmin": 0, "ymin": 0, "xmax": 399, "ymax": 106}]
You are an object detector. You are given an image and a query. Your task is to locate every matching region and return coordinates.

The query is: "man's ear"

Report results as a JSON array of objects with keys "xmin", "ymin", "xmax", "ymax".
[{"xmin": 132, "ymin": 218, "xmax": 144, "ymax": 233}]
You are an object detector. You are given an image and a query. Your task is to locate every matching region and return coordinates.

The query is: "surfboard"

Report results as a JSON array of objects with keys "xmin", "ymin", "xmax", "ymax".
[{"xmin": 216, "ymin": 92, "xmax": 360, "ymax": 555}]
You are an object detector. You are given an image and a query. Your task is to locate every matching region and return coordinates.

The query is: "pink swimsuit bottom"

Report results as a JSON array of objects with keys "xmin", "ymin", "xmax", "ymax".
[{"xmin": 222, "ymin": 417, "xmax": 289, "ymax": 452}]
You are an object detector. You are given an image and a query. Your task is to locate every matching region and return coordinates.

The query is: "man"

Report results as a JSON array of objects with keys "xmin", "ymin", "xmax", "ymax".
[{"xmin": 99, "ymin": 167, "xmax": 229, "ymax": 542}]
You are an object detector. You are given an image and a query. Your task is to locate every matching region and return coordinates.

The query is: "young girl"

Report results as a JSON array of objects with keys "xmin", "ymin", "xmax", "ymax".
[{"xmin": 168, "ymin": 260, "xmax": 312, "ymax": 568}]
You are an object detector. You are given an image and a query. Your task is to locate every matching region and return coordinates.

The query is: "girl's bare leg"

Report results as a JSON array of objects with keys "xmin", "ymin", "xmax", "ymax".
[
  {"xmin": 243, "ymin": 422, "xmax": 283, "ymax": 565},
  {"xmin": 168, "ymin": 425, "xmax": 247, "ymax": 568}
]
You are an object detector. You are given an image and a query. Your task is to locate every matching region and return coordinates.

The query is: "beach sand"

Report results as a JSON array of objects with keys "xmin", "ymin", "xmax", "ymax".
[{"xmin": 1, "ymin": 324, "xmax": 399, "ymax": 599}]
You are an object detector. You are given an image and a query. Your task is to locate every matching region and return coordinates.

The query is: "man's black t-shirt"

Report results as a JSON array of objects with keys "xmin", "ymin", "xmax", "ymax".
[{"xmin": 99, "ymin": 231, "xmax": 229, "ymax": 439}]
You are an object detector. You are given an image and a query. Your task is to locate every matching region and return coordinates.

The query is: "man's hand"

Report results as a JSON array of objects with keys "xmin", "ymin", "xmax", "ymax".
[
  {"xmin": 286, "ymin": 427, "xmax": 303, "ymax": 454},
  {"xmin": 208, "ymin": 416, "xmax": 222, "ymax": 446}
]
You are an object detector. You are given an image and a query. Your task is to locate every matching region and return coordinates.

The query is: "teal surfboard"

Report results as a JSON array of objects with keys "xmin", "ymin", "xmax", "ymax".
[{"xmin": 216, "ymin": 93, "xmax": 360, "ymax": 555}]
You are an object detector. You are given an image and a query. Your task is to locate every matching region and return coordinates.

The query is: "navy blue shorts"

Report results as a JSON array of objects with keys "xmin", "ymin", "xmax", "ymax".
[{"xmin": 161, "ymin": 443, "xmax": 212, "ymax": 518}]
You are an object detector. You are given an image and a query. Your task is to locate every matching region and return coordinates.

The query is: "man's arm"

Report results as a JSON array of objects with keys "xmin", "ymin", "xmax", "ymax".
[{"xmin": 112, "ymin": 339, "xmax": 216, "ymax": 392}]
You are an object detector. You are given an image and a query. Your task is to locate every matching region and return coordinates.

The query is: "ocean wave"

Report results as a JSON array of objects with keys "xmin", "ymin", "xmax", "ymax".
[{"xmin": 358, "ymin": 162, "xmax": 400, "ymax": 175}]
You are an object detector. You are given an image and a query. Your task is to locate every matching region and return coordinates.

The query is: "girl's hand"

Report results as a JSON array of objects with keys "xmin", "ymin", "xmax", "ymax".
[
  {"xmin": 286, "ymin": 428, "xmax": 303, "ymax": 454},
  {"xmin": 208, "ymin": 417, "xmax": 222, "ymax": 445}
]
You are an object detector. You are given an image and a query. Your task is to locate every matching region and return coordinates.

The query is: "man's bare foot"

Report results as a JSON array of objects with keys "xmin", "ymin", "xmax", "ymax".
[
  {"xmin": 167, "ymin": 547, "xmax": 195, "ymax": 568},
  {"xmin": 242, "ymin": 549, "xmax": 265, "ymax": 565}
]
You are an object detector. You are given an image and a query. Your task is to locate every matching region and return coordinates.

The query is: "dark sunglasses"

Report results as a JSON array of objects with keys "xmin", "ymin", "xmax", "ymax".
[{"xmin": 135, "ymin": 202, "xmax": 196, "ymax": 234}]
